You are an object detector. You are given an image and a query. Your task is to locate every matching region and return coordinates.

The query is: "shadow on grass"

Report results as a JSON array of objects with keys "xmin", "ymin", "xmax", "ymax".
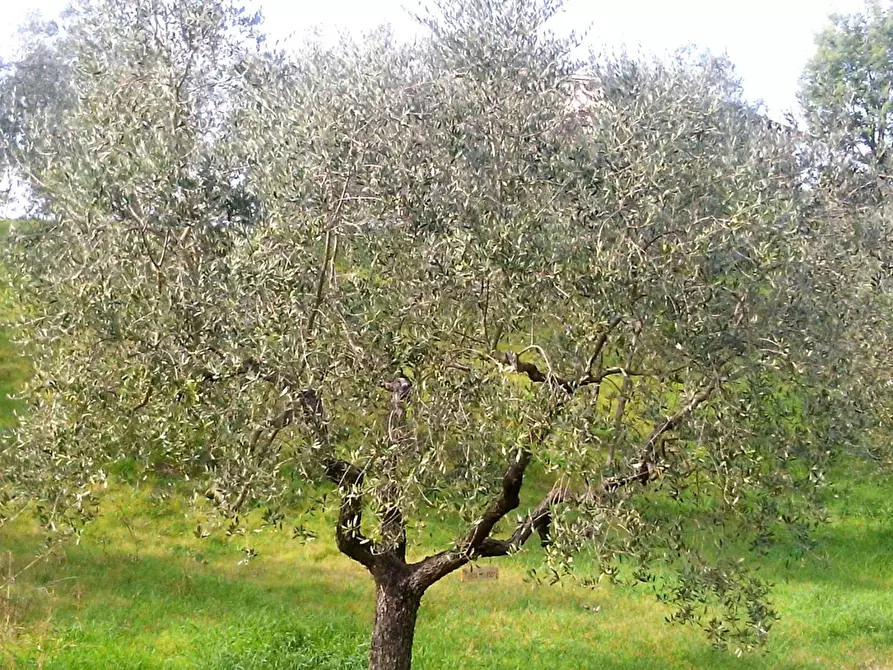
[
  {"xmin": 3, "ymin": 473, "xmax": 892, "ymax": 670},
  {"xmin": 765, "ymin": 523, "xmax": 893, "ymax": 587},
  {"xmin": 6, "ymin": 538, "xmax": 370, "ymax": 669},
  {"xmin": 756, "ymin": 478, "xmax": 893, "ymax": 593},
  {"xmin": 0, "ymin": 532, "xmax": 821, "ymax": 670}
]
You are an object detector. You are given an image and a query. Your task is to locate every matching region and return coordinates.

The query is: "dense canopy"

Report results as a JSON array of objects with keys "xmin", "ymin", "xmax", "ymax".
[{"xmin": 2, "ymin": 1, "xmax": 891, "ymax": 667}]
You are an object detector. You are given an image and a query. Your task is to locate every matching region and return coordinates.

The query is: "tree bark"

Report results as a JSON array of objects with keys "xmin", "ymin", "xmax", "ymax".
[{"xmin": 368, "ymin": 574, "xmax": 422, "ymax": 670}]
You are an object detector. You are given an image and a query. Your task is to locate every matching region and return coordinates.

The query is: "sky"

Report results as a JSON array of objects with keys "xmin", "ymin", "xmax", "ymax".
[{"xmin": 0, "ymin": 0, "xmax": 872, "ymax": 117}]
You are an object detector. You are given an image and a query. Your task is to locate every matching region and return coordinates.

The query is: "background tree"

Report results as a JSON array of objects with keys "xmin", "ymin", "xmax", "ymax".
[
  {"xmin": 1, "ymin": 0, "xmax": 883, "ymax": 668},
  {"xmin": 801, "ymin": 0, "xmax": 893, "ymax": 464},
  {"xmin": 800, "ymin": 0, "xmax": 893, "ymax": 172},
  {"xmin": 0, "ymin": 14, "xmax": 74, "ymax": 211}
]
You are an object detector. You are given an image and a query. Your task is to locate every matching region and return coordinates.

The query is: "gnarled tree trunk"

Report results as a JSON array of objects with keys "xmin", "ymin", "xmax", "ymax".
[{"xmin": 368, "ymin": 574, "xmax": 422, "ymax": 670}]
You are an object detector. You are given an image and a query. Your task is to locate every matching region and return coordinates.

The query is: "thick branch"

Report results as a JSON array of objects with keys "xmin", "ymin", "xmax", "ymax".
[
  {"xmin": 409, "ymin": 380, "xmax": 716, "ymax": 592},
  {"xmin": 498, "ymin": 351, "xmax": 570, "ymax": 390},
  {"xmin": 380, "ymin": 377, "xmax": 413, "ymax": 560},
  {"xmin": 462, "ymin": 448, "xmax": 532, "ymax": 551},
  {"xmin": 498, "ymin": 350, "xmax": 653, "ymax": 394},
  {"xmin": 324, "ymin": 458, "xmax": 376, "ymax": 571},
  {"xmin": 408, "ymin": 480, "xmax": 569, "ymax": 592},
  {"xmin": 408, "ymin": 448, "xmax": 533, "ymax": 591},
  {"xmin": 476, "ymin": 484, "xmax": 571, "ymax": 556},
  {"xmin": 409, "ymin": 411, "xmax": 561, "ymax": 592},
  {"xmin": 296, "ymin": 387, "xmax": 377, "ymax": 571}
]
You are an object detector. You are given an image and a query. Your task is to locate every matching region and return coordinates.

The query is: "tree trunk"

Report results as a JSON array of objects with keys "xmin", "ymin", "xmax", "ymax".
[{"xmin": 368, "ymin": 576, "xmax": 422, "ymax": 670}]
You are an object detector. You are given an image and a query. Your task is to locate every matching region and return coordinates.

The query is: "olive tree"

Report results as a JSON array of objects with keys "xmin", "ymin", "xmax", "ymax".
[
  {"xmin": 0, "ymin": 14, "xmax": 75, "ymax": 211},
  {"xmin": 2, "ymin": 0, "xmax": 877, "ymax": 667}
]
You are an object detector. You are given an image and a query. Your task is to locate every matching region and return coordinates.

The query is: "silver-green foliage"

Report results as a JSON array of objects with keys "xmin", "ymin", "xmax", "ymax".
[{"xmin": 1, "ymin": 0, "xmax": 881, "ymax": 653}]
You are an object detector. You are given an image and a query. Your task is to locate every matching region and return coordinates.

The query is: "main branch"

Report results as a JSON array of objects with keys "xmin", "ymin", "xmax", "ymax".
[
  {"xmin": 497, "ymin": 351, "xmax": 652, "ymax": 394},
  {"xmin": 297, "ymin": 386, "xmax": 380, "ymax": 572},
  {"xmin": 409, "ymin": 411, "xmax": 561, "ymax": 591},
  {"xmin": 325, "ymin": 457, "xmax": 377, "ymax": 571}
]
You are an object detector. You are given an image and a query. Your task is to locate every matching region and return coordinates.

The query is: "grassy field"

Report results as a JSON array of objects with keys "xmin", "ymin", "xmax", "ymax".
[
  {"xmin": 0, "ymin": 222, "xmax": 891, "ymax": 669},
  {"xmin": 1, "ymin": 473, "xmax": 892, "ymax": 670}
]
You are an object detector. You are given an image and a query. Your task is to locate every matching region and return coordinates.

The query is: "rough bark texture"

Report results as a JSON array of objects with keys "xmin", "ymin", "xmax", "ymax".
[{"xmin": 368, "ymin": 573, "xmax": 422, "ymax": 670}]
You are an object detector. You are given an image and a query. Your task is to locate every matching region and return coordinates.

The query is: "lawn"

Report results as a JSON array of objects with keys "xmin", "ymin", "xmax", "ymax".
[{"xmin": 0, "ymin": 466, "xmax": 891, "ymax": 669}]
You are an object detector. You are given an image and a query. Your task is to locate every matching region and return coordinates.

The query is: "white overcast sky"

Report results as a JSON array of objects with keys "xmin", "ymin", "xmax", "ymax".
[{"xmin": 0, "ymin": 0, "xmax": 872, "ymax": 117}]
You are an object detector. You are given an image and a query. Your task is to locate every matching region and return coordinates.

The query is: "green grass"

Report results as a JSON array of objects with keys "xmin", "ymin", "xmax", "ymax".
[{"xmin": 1, "ymin": 473, "xmax": 891, "ymax": 669}]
